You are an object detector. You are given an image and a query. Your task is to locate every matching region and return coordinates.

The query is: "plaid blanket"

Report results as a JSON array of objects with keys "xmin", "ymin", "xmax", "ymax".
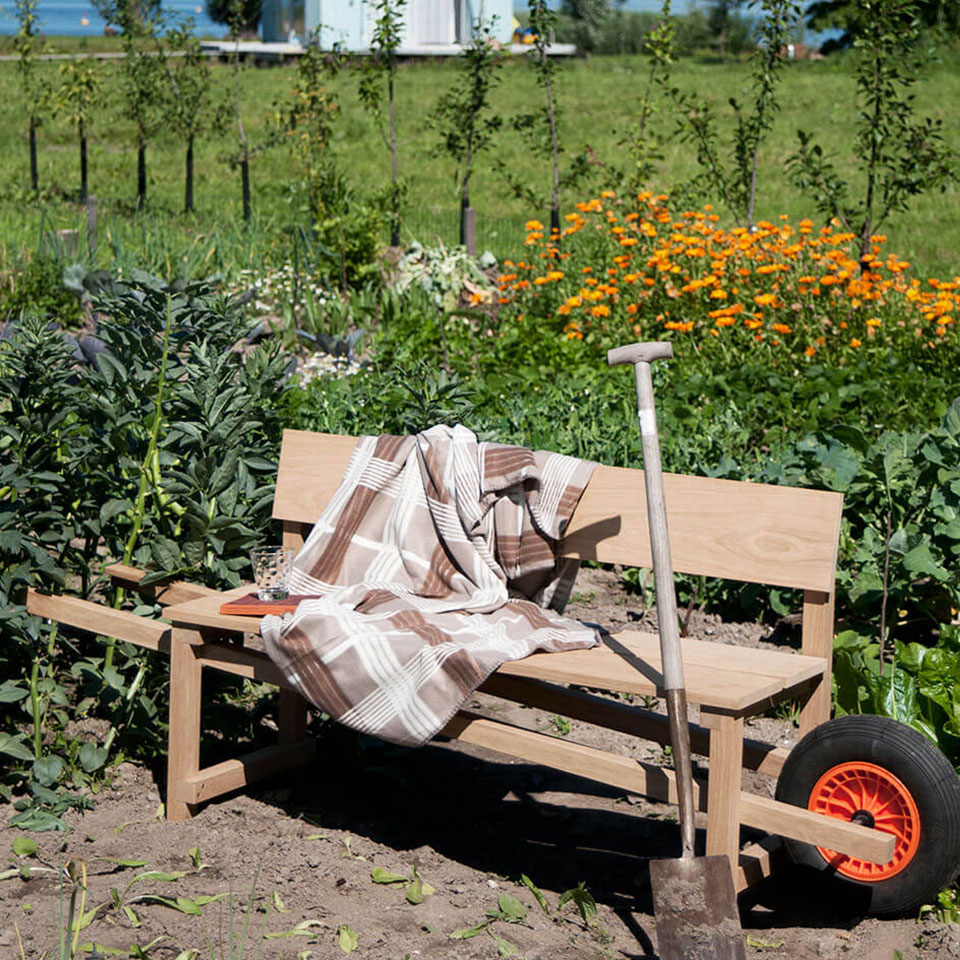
[{"xmin": 261, "ymin": 425, "xmax": 599, "ymax": 747}]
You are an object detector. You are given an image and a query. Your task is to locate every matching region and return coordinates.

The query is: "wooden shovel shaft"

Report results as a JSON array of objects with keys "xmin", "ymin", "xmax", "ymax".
[{"xmin": 611, "ymin": 343, "xmax": 696, "ymax": 860}]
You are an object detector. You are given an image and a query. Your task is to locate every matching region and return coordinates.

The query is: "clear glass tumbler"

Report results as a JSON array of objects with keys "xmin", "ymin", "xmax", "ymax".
[{"xmin": 250, "ymin": 546, "xmax": 294, "ymax": 602}]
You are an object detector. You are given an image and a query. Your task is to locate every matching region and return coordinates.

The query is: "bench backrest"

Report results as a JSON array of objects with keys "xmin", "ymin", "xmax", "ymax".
[
  {"xmin": 272, "ymin": 429, "xmax": 842, "ymax": 594},
  {"xmin": 273, "ymin": 428, "xmax": 841, "ymax": 732}
]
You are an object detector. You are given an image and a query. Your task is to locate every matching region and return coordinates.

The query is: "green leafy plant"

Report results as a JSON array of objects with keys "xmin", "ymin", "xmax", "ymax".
[
  {"xmin": 159, "ymin": 17, "xmax": 224, "ymax": 213},
  {"xmin": 95, "ymin": 0, "xmax": 169, "ymax": 211},
  {"xmin": 13, "ymin": 0, "xmax": 46, "ymax": 193},
  {"xmin": 430, "ymin": 17, "xmax": 503, "ymax": 251},
  {"xmin": 358, "ymin": 0, "xmax": 407, "ymax": 246},
  {"xmin": 788, "ymin": 0, "xmax": 958, "ymax": 262},
  {"xmin": 52, "ymin": 57, "xmax": 103, "ymax": 203}
]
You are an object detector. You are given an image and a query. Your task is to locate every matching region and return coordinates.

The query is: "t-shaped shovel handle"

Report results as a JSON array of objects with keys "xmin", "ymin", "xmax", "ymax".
[
  {"xmin": 608, "ymin": 340, "xmax": 696, "ymax": 859},
  {"xmin": 607, "ymin": 341, "xmax": 683, "ymax": 690}
]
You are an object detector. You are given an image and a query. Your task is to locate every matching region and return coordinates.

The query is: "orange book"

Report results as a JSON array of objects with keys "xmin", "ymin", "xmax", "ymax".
[{"xmin": 218, "ymin": 593, "xmax": 318, "ymax": 616}]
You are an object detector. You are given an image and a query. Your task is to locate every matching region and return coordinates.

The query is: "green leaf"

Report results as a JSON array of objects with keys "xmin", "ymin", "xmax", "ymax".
[
  {"xmin": 902, "ymin": 542, "xmax": 949, "ymax": 581},
  {"xmin": 497, "ymin": 893, "xmax": 526, "ymax": 923},
  {"xmin": 488, "ymin": 928, "xmax": 520, "ymax": 956},
  {"xmin": 122, "ymin": 904, "xmax": 142, "ymax": 927},
  {"xmin": 272, "ymin": 890, "xmax": 290, "ymax": 913},
  {"xmin": 264, "ymin": 919, "xmax": 328, "ymax": 939},
  {"xmin": 0, "ymin": 733, "xmax": 34, "ymax": 761},
  {"xmin": 32, "ymin": 755, "xmax": 64, "ymax": 787},
  {"xmin": 79, "ymin": 741, "xmax": 107, "ymax": 773},
  {"xmin": 558, "ymin": 882, "xmax": 597, "ymax": 922},
  {"xmin": 0, "ymin": 681, "xmax": 29, "ymax": 704},
  {"xmin": 449, "ymin": 920, "xmax": 489, "ymax": 940},
  {"xmin": 370, "ymin": 867, "xmax": 409, "ymax": 885},
  {"xmin": 337, "ymin": 924, "xmax": 359, "ymax": 953},
  {"xmin": 520, "ymin": 874, "xmax": 549, "ymax": 914},
  {"xmin": 12, "ymin": 837, "xmax": 37, "ymax": 858}
]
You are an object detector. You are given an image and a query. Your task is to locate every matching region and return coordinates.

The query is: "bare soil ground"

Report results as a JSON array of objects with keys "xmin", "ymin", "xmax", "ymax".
[{"xmin": 2, "ymin": 567, "xmax": 959, "ymax": 959}]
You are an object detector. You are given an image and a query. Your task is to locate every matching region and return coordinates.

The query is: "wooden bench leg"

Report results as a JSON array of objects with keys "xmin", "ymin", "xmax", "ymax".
[
  {"xmin": 703, "ymin": 710, "xmax": 744, "ymax": 877},
  {"xmin": 278, "ymin": 687, "xmax": 309, "ymax": 743},
  {"xmin": 167, "ymin": 629, "xmax": 202, "ymax": 822}
]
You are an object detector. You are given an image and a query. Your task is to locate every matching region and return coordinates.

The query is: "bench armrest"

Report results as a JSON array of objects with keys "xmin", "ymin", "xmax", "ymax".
[{"xmin": 26, "ymin": 589, "xmax": 170, "ymax": 653}]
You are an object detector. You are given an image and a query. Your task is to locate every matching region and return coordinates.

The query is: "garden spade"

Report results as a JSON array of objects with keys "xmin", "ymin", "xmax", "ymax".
[{"xmin": 608, "ymin": 342, "xmax": 745, "ymax": 960}]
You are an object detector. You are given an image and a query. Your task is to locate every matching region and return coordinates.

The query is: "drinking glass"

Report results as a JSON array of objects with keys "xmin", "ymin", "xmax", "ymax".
[{"xmin": 250, "ymin": 546, "xmax": 294, "ymax": 602}]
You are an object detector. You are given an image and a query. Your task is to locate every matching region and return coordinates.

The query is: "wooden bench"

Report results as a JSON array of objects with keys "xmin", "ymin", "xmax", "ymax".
[{"xmin": 27, "ymin": 428, "xmax": 895, "ymax": 892}]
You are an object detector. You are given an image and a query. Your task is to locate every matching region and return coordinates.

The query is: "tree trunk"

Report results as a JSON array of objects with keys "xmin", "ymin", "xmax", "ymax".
[
  {"xmin": 29, "ymin": 117, "xmax": 38, "ymax": 192},
  {"xmin": 184, "ymin": 133, "xmax": 194, "ymax": 213},
  {"xmin": 137, "ymin": 130, "xmax": 147, "ymax": 212},
  {"xmin": 79, "ymin": 123, "xmax": 88, "ymax": 203},
  {"xmin": 545, "ymin": 69, "xmax": 560, "ymax": 242},
  {"xmin": 388, "ymin": 68, "xmax": 400, "ymax": 247},
  {"xmin": 241, "ymin": 152, "xmax": 251, "ymax": 222}
]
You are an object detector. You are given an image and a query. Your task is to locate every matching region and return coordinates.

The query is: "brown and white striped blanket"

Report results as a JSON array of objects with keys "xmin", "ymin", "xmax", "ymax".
[{"xmin": 261, "ymin": 425, "xmax": 599, "ymax": 747}]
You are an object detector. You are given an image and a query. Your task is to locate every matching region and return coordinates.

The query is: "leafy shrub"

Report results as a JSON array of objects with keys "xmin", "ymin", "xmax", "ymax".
[
  {"xmin": 0, "ymin": 271, "xmax": 291, "ymax": 821},
  {"xmin": 0, "ymin": 254, "xmax": 83, "ymax": 327}
]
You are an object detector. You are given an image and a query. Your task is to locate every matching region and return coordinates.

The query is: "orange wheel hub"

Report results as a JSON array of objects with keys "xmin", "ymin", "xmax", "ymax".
[{"xmin": 808, "ymin": 761, "xmax": 921, "ymax": 881}]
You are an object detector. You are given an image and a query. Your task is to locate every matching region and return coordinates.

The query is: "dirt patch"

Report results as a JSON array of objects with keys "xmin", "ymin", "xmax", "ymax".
[{"xmin": 1, "ymin": 567, "xmax": 957, "ymax": 959}]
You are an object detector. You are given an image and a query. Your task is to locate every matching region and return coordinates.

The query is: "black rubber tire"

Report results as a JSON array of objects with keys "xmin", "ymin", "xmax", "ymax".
[{"xmin": 775, "ymin": 714, "xmax": 960, "ymax": 918}]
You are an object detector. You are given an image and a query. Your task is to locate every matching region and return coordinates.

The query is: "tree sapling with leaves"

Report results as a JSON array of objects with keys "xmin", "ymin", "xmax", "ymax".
[
  {"xmin": 430, "ymin": 18, "xmax": 503, "ymax": 253},
  {"xmin": 358, "ymin": 0, "xmax": 406, "ymax": 247},
  {"xmin": 275, "ymin": 35, "xmax": 341, "ymax": 220},
  {"xmin": 54, "ymin": 58, "xmax": 104, "ymax": 203},
  {"xmin": 96, "ymin": 0, "xmax": 169, "ymax": 211},
  {"xmin": 662, "ymin": 0, "xmax": 801, "ymax": 226},
  {"xmin": 788, "ymin": 0, "xmax": 958, "ymax": 264},
  {"xmin": 160, "ymin": 18, "xmax": 223, "ymax": 213},
  {"xmin": 505, "ymin": 1, "xmax": 593, "ymax": 238},
  {"xmin": 14, "ymin": 0, "xmax": 46, "ymax": 193}
]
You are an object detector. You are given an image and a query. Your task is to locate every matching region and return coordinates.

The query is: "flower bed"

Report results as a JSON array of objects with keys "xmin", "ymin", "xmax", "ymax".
[{"xmin": 497, "ymin": 192, "xmax": 959, "ymax": 370}]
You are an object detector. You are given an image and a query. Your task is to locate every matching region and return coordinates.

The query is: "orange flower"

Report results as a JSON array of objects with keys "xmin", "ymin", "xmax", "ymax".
[
  {"xmin": 804, "ymin": 345, "xmax": 816, "ymax": 356},
  {"xmin": 850, "ymin": 338, "xmax": 862, "ymax": 348},
  {"xmin": 771, "ymin": 323, "xmax": 792, "ymax": 335},
  {"xmin": 525, "ymin": 219, "xmax": 544, "ymax": 231}
]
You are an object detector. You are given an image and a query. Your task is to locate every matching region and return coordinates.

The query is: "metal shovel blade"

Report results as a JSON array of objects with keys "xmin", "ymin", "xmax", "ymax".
[{"xmin": 649, "ymin": 855, "xmax": 746, "ymax": 960}]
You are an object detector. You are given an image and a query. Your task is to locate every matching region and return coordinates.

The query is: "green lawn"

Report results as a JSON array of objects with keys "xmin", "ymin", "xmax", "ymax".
[{"xmin": 0, "ymin": 48, "xmax": 958, "ymax": 277}]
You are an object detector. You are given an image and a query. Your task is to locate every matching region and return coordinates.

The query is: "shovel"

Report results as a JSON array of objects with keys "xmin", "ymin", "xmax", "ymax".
[{"xmin": 608, "ymin": 341, "xmax": 745, "ymax": 960}]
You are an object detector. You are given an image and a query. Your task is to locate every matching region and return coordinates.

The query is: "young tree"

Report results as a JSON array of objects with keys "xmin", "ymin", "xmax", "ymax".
[
  {"xmin": 96, "ymin": 0, "xmax": 168, "ymax": 211},
  {"xmin": 227, "ymin": 0, "xmax": 253, "ymax": 221},
  {"xmin": 788, "ymin": 0, "xmax": 958, "ymax": 262},
  {"xmin": 620, "ymin": 0, "xmax": 676, "ymax": 192},
  {"xmin": 54, "ymin": 58, "xmax": 103, "ymax": 202},
  {"xmin": 358, "ymin": 0, "xmax": 406, "ymax": 247},
  {"xmin": 664, "ymin": 0, "xmax": 800, "ymax": 225},
  {"xmin": 430, "ymin": 18, "xmax": 503, "ymax": 252},
  {"xmin": 160, "ymin": 19, "xmax": 222, "ymax": 213},
  {"xmin": 14, "ymin": 0, "xmax": 45, "ymax": 192},
  {"xmin": 275, "ymin": 38, "xmax": 341, "ymax": 219}
]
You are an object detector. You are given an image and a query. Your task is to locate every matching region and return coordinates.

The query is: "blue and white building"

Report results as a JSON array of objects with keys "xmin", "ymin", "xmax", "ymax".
[{"xmin": 261, "ymin": 0, "xmax": 515, "ymax": 49}]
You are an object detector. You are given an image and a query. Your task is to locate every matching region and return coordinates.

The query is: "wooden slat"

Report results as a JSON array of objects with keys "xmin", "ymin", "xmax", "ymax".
[
  {"xmin": 495, "ymin": 631, "xmax": 826, "ymax": 712},
  {"xmin": 563, "ymin": 464, "xmax": 842, "ymax": 592},
  {"xmin": 26, "ymin": 590, "xmax": 170, "ymax": 652},
  {"xmin": 799, "ymin": 589, "xmax": 835, "ymax": 735},
  {"xmin": 105, "ymin": 563, "xmax": 219, "ymax": 607},
  {"xmin": 704, "ymin": 712, "xmax": 744, "ymax": 867},
  {"xmin": 195, "ymin": 643, "xmax": 288, "ymax": 688},
  {"xmin": 270, "ymin": 430, "xmax": 843, "ymax": 592},
  {"xmin": 177, "ymin": 739, "xmax": 315, "ymax": 803},
  {"xmin": 443, "ymin": 712, "xmax": 895, "ymax": 864},
  {"xmin": 167, "ymin": 631, "xmax": 203, "ymax": 821},
  {"xmin": 735, "ymin": 837, "xmax": 781, "ymax": 893},
  {"xmin": 165, "ymin": 585, "xmax": 262, "ymax": 634},
  {"xmin": 478, "ymin": 674, "xmax": 789, "ymax": 776},
  {"xmin": 272, "ymin": 430, "xmax": 359, "ymax": 524}
]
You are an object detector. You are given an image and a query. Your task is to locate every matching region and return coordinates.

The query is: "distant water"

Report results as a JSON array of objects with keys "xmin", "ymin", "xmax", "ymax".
[{"xmin": 0, "ymin": 2, "xmax": 230, "ymax": 37}]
